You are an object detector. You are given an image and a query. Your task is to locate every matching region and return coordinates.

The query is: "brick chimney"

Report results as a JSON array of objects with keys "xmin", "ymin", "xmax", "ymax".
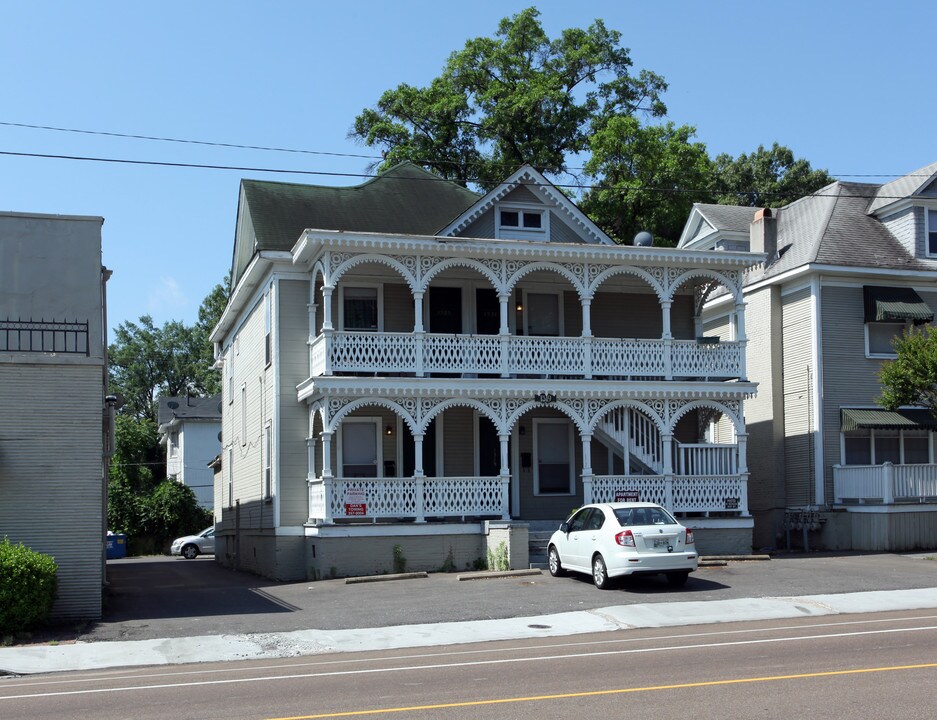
[{"xmin": 750, "ymin": 207, "xmax": 777, "ymax": 258}]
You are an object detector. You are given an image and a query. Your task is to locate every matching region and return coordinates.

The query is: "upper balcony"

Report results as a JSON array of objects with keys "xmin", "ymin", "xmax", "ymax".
[{"xmin": 310, "ymin": 331, "xmax": 743, "ymax": 381}]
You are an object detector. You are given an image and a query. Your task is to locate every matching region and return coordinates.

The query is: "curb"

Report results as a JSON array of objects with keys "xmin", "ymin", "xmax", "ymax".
[
  {"xmin": 345, "ymin": 572, "xmax": 429, "ymax": 584},
  {"xmin": 457, "ymin": 569, "xmax": 543, "ymax": 581}
]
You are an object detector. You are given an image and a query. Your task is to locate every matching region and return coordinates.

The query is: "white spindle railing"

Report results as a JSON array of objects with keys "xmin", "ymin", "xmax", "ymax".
[
  {"xmin": 834, "ymin": 463, "xmax": 937, "ymax": 504},
  {"xmin": 312, "ymin": 332, "xmax": 744, "ymax": 380},
  {"xmin": 591, "ymin": 474, "xmax": 747, "ymax": 514},
  {"xmin": 671, "ymin": 340, "xmax": 743, "ymax": 379},
  {"xmin": 676, "ymin": 444, "xmax": 738, "ymax": 475},
  {"xmin": 307, "ymin": 476, "xmax": 505, "ymax": 522}
]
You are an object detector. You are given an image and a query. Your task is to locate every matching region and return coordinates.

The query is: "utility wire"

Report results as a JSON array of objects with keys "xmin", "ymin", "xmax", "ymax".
[
  {"xmin": 1, "ymin": 119, "xmax": 930, "ymax": 180},
  {"xmin": 0, "ymin": 149, "xmax": 920, "ymax": 200}
]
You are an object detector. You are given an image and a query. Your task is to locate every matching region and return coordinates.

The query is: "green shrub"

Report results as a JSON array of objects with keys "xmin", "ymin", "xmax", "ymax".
[
  {"xmin": 486, "ymin": 540, "xmax": 510, "ymax": 571},
  {"xmin": 0, "ymin": 538, "xmax": 58, "ymax": 635},
  {"xmin": 392, "ymin": 543, "xmax": 407, "ymax": 573}
]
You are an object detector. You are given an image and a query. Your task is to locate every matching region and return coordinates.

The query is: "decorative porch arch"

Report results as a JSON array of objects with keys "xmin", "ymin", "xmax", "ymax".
[
  {"xmin": 588, "ymin": 266, "xmax": 665, "ymax": 302},
  {"xmin": 327, "ymin": 397, "xmax": 418, "ymax": 435},
  {"xmin": 506, "ymin": 400, "xmax": 588, "ymax": 435},
  {"xmin": 329, "ymin": 253, "xmax": 417, "ymax": 291},
  {"xmin": 506, "ymin": 261, "xmax": 586, "ymax": 297},
  {"xmin": 667, "ymin": 268, "xmax": 742, "ymax": 305},
  {"xmin": 418, "ymin": 257, "xmax": 502, "ymax": 294},
  {"xmin": 588, "ymin": 399, "xmax": 667, "ymax": 434},
  {"xmin": 418, "ymin": 397, "xmax": 505, "ymax": 435},
  {"xmin": 668, "ymin": 399, "xmax": 744, "ymax": 436}
]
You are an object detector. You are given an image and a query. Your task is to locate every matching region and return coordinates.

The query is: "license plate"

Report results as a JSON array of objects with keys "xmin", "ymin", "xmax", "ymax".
[{"xmin": 653, "ymin": 538, "xmax": 669, "ymax": 548}]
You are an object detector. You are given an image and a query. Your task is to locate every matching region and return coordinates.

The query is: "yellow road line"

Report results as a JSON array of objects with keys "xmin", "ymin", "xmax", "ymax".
[{"xmin": 267, "ymin": 662, "xmax": 937, "ymax": 720}]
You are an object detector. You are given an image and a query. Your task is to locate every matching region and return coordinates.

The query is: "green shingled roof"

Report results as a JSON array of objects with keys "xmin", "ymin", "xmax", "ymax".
[{"xmin": 241, "ymin": 162, "xmax": 480, "ymax": 252}]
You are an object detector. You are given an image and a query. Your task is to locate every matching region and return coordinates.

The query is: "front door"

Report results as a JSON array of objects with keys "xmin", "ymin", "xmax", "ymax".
[{"xmin": 341, "ymin": 420, "xmax": 380, "ymax": 477}]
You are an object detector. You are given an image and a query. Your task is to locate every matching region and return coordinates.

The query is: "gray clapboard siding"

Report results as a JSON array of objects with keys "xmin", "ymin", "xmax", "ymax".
[
  {"xmin": 782, "ymin": 287, "xmax": 814, "ymax": 506},
  {"xmin": 0, "ymin": 363, "xmax": 103, "ymax": 618}
]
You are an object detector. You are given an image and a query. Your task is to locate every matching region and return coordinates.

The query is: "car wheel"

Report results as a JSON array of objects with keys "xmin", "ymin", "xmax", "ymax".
[
  {"xmin": 592, "ymin": 554, "xmax": 611, "ymax": 589},
  {"xmin": 666, "ymin": 571, "xmax": 689, "ymax": 587},
  {"xmin": 548, "ymin": 545, "xmax": 565, "ymax": 577},
  {"xmin": 182, "ymin": 544, "xmax": 199, "ymax": 560}
]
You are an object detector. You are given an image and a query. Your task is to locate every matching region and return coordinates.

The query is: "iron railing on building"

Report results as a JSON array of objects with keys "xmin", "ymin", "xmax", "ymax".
[{"xmin": 0, "ymin": 318, "xmax": 90, "ymax": 355}]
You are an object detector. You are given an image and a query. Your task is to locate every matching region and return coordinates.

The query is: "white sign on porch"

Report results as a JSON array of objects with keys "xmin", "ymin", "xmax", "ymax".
[
  {"xmin": 615, "ymin": 490, "xmax": 639, "ymax": 502},
  {"xmin": 344, "ymin": 488, "xmax": 367, "ymax": 516}
]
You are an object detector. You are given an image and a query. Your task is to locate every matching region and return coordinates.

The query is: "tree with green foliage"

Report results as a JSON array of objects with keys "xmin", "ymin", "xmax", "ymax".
[
  {"xmin": 352, "ymin": 7, "xmax": 667, "ymax": 189},
  {"xmin": 581, "ymin": 118, "xmax": 713, "ymax": 245},
  {"xmin": 710, "ymin": 143, "xmax": 833, "ymax": 208},
  {"xmin": 107, "ymin": 279, "xmax": 227, "ymax": 551},
  {"xmin": 879, "ymin": 325, "xmax": 937, "ymax": 418}
]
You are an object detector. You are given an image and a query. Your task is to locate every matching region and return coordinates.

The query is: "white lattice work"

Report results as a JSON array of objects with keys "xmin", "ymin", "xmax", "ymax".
[
  {"xmin": 317, "ymin": 331, "xmax": 745, "ymax": 380},
  {"xmin": 424, "ymin": 335, "xmax": 501, "ymax": 373},
  {"xmin": 591, "ymin": 474, "xmax": 746, "ymax": 514},
  {"xmin": 591, "ymin": 339, "xmax": 665, "ymax": 377},
  {"xmin": 671, "ymin": 340, "xmax": 742, "ymax": 379},
  {"xmin": 508, "ymin": 336, "xmax": 585, "ymax": 374},
  {"xmin": 672, "ymin": 474, "xmax": 745, "ymax": 512},
  {"xmin": 308, "ymin": 476, "xmax": 505, "ymax": 520},
  {"xmin": 423, "ymin": 477, "xmax": 504, "ymax": 515},
  {"xmin": 330, "ymin": 332, "xmax": 416, "ymax": 373}
]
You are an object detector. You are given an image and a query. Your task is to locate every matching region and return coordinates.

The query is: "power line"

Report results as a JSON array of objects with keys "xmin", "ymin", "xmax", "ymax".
[
  {"xmin": 0, "ymin": 149, "xmax": 921, "ymax": 201},
  {"xmin": 2, "ymin": 119, "xmax": 931, "ymax": 180},
  {"xmin": 0, "ymin": 120, "xmax": 381, "ymax": 160}
]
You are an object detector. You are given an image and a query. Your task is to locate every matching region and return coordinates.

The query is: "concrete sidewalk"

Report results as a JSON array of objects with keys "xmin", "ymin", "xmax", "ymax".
[{"xmin": 4, "ymin": 586, "xmax": 937, "ymax": 675}]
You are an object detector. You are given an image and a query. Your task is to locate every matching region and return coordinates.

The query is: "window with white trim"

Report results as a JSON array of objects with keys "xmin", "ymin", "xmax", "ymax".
[
  {"xmin": 264, "ymin": 423, "xmax": 272, "ymax": 499},
  {"xmin": 842, "ymin": 428, "xmax": 931, "ymax": 465},
  {"xmin": 264, "ymin": 289, "xmax": 272, "ymax": 366},
  {"xmin": 927, "ymin": 208, "xmax": 937, "ymax": 257},
  {"xmin": 865, "ymin": 321, "xmax": 907, "ymax": 358},
  {"xmin": 496, "ymin": 204, "xmax": 547, "ymax": 240}
]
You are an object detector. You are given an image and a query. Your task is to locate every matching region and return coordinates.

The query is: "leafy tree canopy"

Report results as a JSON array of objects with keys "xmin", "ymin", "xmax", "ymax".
[
  {"xmin": 352, "ymin": 10, "xmax": 834, "ymax": 246},
  {"xmin": 109, "ymin": 278, "xmax": 228, "ymax": 422},
  {"xmin": 352, "ymin": 7, "xmax": 667, "ymax": 188},
  {"xmin": 710, "ymin": 143, "xmax": 833, "ymax": 208},
  {"xmin": 879, "ymin": 326, "xmax": 937, "ymax": 419}
]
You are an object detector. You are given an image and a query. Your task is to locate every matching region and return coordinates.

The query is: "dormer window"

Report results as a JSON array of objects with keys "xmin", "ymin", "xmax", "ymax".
[{"xmin": 496, "ymin": 205, "xmax": 548, "ymax": 240}]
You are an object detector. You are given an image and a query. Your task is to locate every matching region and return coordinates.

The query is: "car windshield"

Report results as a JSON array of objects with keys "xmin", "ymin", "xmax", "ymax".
[{"xmin": 613, "ymin": 506, "xmax": 677, "ymax": 526}]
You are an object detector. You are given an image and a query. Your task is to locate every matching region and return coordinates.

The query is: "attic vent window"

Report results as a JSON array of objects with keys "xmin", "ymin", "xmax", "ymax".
[{"xmin": 500, "ymin": 210, "xmax": 542, "ymax": 229}]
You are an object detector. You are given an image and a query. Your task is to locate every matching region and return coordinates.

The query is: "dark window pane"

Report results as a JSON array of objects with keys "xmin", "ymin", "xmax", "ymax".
[
  {"xmin": 904, "ymin": 435, "xmax": 930, "ymax": 464},
  {"xmin": 500, "ymin": 210, "xmax": 519, "ymax": 227},
  {"xmin": 844, "ymin": 431, "xmax": 871, "ymax": 465},
  {"xmin": 875, "ymin": 433, "xmax": 900, "ymax": 464},
  {"xmin": 523, "ymin": 212, "xmax": 542, "ymax": 229},
  {"xmin": 344, "ymin": 288, "xmax": 378, "ymax": 330}
]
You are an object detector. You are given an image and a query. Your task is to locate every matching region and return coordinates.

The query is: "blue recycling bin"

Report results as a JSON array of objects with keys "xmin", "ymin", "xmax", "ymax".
[{"xmin": 106, "ymin": 534, "xmax": 127, "ymax": 559}]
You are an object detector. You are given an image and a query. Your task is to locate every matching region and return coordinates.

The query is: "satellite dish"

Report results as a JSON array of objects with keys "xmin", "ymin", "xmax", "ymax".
[
  {"xmin": 633, "ymin": 231, "xmax": 654, "ymax": 247},
  {"xmin": 167, "ymin": 400, "xmax": 179, "ymax": 409},
  {"xmin": 217, "ymin": 431, "xmax": 223, "ymax": 442}
]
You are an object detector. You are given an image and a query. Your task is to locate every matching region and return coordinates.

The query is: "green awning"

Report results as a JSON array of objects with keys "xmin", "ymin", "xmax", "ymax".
[
  {"xmin": 841, "ymin": 408, "xmax": 937, "ymax": 431},
  {"xmin": 863, "ymin": 285, "xmax": 934, "ymax": 324}
]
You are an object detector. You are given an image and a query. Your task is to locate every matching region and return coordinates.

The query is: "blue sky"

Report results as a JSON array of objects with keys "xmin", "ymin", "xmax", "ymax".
[{"xmin": 1, "ymin": 1, "xmax": 933, "ymax": 335}]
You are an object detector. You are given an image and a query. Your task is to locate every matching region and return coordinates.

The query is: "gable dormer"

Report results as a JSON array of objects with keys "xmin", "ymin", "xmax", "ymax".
[
  {"xmin": 439, "ymin": 165, "xmax": 614, "ymax": 245},
  {"xmin": 868, "ymin": 161, "xmax": 937, "ymax": 259}
]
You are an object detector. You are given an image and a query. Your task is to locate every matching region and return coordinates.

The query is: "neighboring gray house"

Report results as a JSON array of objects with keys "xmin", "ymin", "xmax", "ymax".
[
  {"xmin": 210, "ymin": 162, "xmax": 762, "ymax": 581},
  {"xmin": 158, "ymin": 395, "xmax": 222, "ymax": 510},
  {"xmin": 0, "ymin": 211, "xmax": 111, "ymax": 618},
  {"xmin": 678, "ymin": 161, "xmax": 937, "ymax": 551}
]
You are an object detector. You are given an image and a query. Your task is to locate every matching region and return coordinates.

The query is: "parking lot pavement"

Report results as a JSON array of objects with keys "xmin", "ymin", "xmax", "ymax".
[{"xmin": 57, "ymin": 551, "xmax": 937, "ymax": 644}]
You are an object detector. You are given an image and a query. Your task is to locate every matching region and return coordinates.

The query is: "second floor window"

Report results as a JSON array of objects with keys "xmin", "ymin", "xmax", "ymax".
[
  {"xmin": 343, "ymin": 287, "xmax": 378, "ymax": 330},
  {"xmin": 928, "ymin": 209, "xmax": 937, "ymax": 256},
  {"xmin": 866, "ymin": 321, "xmax": 907, "ymax": 357}
]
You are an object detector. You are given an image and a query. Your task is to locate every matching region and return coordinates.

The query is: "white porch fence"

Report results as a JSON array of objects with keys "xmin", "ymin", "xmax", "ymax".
[
  {"xmin": 589, "ymin": 474, "xmax": 748, "ymax": 514},
  {"xmin": 309, "ymin": 331, "xmax": 744, "ymax": 380},
  {"xmin": 833, "ymin": 463, "xmax": 937, "ymax": 504},
  {"xmin": 308, "ymin": 476, "xmax": 509, "ymax": 523}
]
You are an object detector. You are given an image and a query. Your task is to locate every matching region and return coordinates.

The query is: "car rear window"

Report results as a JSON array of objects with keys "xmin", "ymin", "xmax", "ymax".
[{"xmin": 613, "ymin": 507, "xmax": 677, "ymax": 526}]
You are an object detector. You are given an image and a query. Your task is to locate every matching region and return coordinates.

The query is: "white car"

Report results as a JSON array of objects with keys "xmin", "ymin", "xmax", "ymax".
[
  {"xmin": 548, "ymin": 502, "xmax": 697, "ymax": 589},
  {"xmin": 170, "ymin": 527, "xmax": 215, "ymax": 559}
]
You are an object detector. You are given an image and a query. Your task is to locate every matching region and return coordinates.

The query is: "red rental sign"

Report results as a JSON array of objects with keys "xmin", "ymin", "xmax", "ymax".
[{"xmin": 344, "ymin": 488, "xmax": 367, "ymax": 516}]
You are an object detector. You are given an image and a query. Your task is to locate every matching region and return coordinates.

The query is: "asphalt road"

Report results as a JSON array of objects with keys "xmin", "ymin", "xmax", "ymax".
[
  {"xmin": 49, "ymin": 550, "xmax": 937, "ymax": 643},
  {"xmin": 4, "ymin": 608, "xmax": 937, "ymax": 719}
]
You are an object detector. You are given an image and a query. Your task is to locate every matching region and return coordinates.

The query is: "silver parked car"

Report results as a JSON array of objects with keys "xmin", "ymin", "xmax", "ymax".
[
  {"xmin": 170, "ymin": 527, "xmax": 215, "ymax": 559},
  {"xmin": 548, "ymin": 502, "xmax": 698, "ymax": 589}
]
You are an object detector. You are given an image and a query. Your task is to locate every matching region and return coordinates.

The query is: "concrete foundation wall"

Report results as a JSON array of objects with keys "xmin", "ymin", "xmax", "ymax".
[{"xmin": 689, "ymin": 526, "xmax": 753, "ymax": 555}]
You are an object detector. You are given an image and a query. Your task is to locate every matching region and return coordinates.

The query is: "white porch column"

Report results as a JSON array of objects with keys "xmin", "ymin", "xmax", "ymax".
[
  {"xmin": 321, "ymin": 286, "xmax": 334, "ymax": 331},
  {"xmin": 736, "ymin": 432, "xmax": 748, "ymax": 474},
  {"xmin": 662, "ymin": 433, "xmax": 674, "ymax": 510},
  {"xmin": 499, "ymin": 433, "xmax": 511, "ymax": 520},
  {"xmin": 581, "ymin": 296, "xmax": 593, "ymax": 379},
  {"xmin": 499, "ymin": 293, "xmax": 510, "ymax": 378},
  {"xmin": 413, "ymin": 433, "xmax": 426, "ymax": 523},
  {"xmin": 414, "ymin": 291, "xmax": 425, "ymax": 377},
  {"xmin": 306, "ymin": 435, "xmax": 316, "ymax": 481},
  {"xmin": 581, "ymin": 433, "xmax": 594, "ymax": 505},
  {"xmin": 883, "ymin": 462, "xmax": 895, "ymax": 504},
  {"xmin": 320, "ymin": 430, "xmax": 334, "ymax": 523},
  {"xmin": 735, "ymin": 300, "xmax": 748, "ymax": 380},
  {"xmin": 307, "ymin": 303, "xmax": 318, "ymax": 343},
  {"xmin": 661, "ymin": 300, "xmax": 673, "ymax": 380}
]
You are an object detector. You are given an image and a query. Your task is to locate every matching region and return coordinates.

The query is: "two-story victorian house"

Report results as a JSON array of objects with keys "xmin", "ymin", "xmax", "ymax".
[
  {"xmin": 211, "ymin": 163, "xmax": 762, "ymax": 580},
  {"xmin": 158, "ymin": 394, "xmax": 222, "ymax": 510},
  {"xmin": 0, "ymin": 210, "xmax": 111, "ymax": 618},
  {"xmin": 678, "ymin": 161, "xmax": 937, "ymax": 552}
]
